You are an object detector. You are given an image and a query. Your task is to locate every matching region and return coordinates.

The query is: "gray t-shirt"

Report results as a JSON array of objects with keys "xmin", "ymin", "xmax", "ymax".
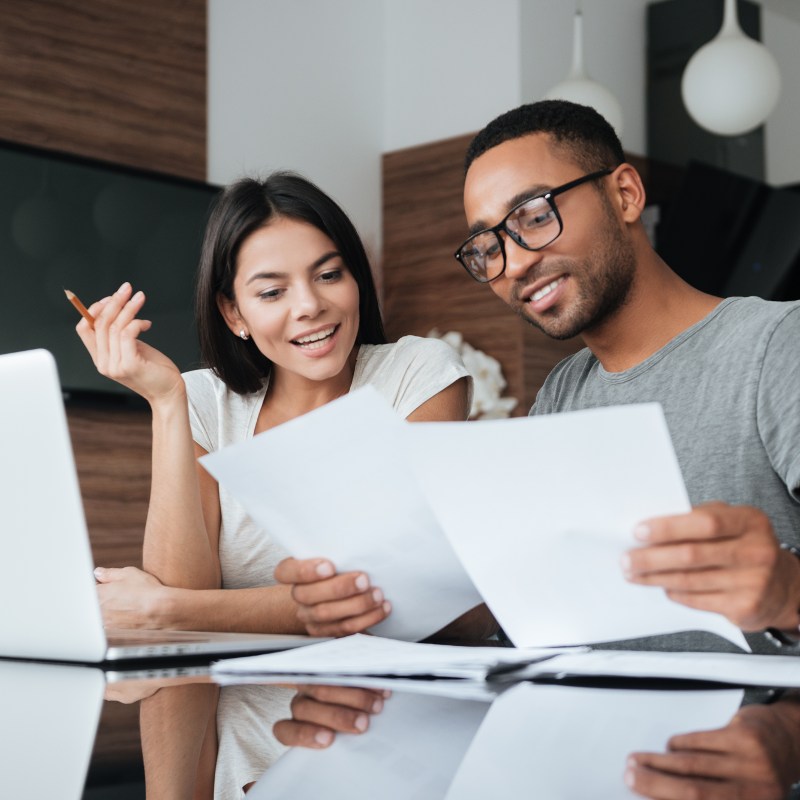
[{"xmin": 532, "ymin": 296, "xmax": 800, "ymax": 654}]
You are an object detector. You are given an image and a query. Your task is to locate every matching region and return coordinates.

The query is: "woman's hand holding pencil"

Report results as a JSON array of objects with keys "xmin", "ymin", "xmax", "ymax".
[{"xmin": 69, "ymin": 282, "xmax": 184, "ymax": 404}]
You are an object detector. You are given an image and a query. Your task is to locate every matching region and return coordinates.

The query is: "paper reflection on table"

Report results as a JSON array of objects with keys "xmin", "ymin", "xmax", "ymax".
[
  {"xmin": 445, "ymin": 683, "xmax": 743, "ymax": 799},
  {"xmin": 248, "ymin": 689, "xmax": 492, "ymax": 799}
]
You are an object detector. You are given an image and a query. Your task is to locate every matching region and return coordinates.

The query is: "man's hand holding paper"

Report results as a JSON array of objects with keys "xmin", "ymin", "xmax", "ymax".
[{"xmin": 624, "ymin": 502, "xmax": 800, "ymax": 633}]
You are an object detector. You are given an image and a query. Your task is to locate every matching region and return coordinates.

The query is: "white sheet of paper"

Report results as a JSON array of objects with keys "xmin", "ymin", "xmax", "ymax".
[
  {"xmin": 445, "ymin": 683, "xmax": 743, "ymax": 800},
  {"xmin": 248, "ymin": 690, "xmax": 491, "ymax": 800},
  {"xmin": 211, "ymin": 633, "xmax": 583, "ymax": 680},
  {"xmin": 200, "ymin": 387, "xmax": 482, "ymax": 642},
  {"xmin": 517, "ymin": 648, "xmax": 800, "ymax": 687},
  {"xmin": 403, "ymin": 403, "xmax": 749, "ymax": 650},
  {"xmin": 212, "ymin": 671, "xmax": 502, "ymax": 701}
]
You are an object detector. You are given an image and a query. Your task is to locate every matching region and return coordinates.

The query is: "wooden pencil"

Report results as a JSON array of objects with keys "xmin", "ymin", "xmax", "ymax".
[{"xmin": 64, "ymin": 289, "xmax": 95, "ymax": 328}]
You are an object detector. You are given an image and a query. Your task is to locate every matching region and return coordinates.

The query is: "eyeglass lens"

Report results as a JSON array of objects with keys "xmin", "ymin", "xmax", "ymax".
[{"xmin": 460, "ymin": 196, "xmax": 561, "ymax": 282}]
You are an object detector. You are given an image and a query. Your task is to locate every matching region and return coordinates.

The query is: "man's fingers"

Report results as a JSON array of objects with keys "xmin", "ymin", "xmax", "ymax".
[
  {"xmin": 625, "ymin": 757, "xmax": 732, "ymax": 800},
  {"xmin": 631, "ymin": 749, "xmax": 738, "ymax": 780},
  {"xmin": 624, "ymin": 563, "xmax": 755, "ymax": 593},
  {"xmin": 634, "ymin": 503, "xmax": 766, "ymax": 545},
  {"xmin": 623, "ymin": 541, "xmax": 741, "ymax": 578}
]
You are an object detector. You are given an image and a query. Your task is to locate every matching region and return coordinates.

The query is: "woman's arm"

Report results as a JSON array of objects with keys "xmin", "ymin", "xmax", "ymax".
[
  {"xmin": 405, "ymin": 376, "xmax": 470, "ymax": 422},
  {"xmin": 77, "ymin": 283, "xmax": 219, "ymax": 590},
  {"xmin": 95, "ymin": 568, "xmax": 305, "ymax": 633},
  {"xmin": 141, "ymin": 402, "xmax": 220, "ymax": 589}
]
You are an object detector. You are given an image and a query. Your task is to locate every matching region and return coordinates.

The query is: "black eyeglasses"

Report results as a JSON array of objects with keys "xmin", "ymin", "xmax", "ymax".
[{"xmin": 454, "ymin": 168, "xmax": 612, "ymax": 283}]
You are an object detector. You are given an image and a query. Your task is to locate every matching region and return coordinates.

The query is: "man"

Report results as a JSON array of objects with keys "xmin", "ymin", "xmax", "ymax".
[
  {"xmin": 455, "ymin": 100, "xmax": 800, "ymax": 653},
  {"xmin": 453, "ymin": 99, "xmax": 800, "ymax": 651},
  {"xmin": 274, "ymin": 100, "xmax": 800, "ymax": 746}
]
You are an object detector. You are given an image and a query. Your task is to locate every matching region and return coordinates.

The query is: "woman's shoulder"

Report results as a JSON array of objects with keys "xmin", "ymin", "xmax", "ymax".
[
  {"xmin": 182, "ymin": 367, "xmax": 265, "ymax": 414},
  {"xmin": 181, "ymin": 367, "xmax": 232, "ymax": 408},
  {"xmin": 182, "ymin": 366, "xmax": 223, "ymax": 394},
  {"xmin": 358, "ymin": 335, "xmax": 463, "ymax": 370},
  {"xmin": 353, "ymin": 335, "xmax": 470, "ymax": 412}
]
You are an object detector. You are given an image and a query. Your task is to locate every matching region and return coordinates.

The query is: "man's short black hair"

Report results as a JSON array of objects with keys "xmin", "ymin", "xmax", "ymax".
[{"xmin": 465, "ymin": 100, "xmax": 625, "ymax": 175}]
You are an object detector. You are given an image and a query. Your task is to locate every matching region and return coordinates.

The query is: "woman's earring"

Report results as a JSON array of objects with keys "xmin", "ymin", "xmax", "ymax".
[{"xmin": 239, "ymin": 330, "xmax": 249, "ymax": 340}]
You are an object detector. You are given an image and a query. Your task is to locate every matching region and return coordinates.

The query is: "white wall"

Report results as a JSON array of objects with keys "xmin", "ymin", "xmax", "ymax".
[
  {"xmin": 382, "ymin": 0, "xmax": 521, "ymax": 153},
  {"xmin": 208, "ymin": 0, "xmax": 384, "ymax": 258},
  {"xmin": 208, "ymin": 0, "xmax": 800, "ymax": 255},
  {"xmin": 764, "ymin": 8, "xmax": 800, "ymax": 185},
  {"xmin": 520, "ymin": 0, "xmax": 648, "ymax": 156}
]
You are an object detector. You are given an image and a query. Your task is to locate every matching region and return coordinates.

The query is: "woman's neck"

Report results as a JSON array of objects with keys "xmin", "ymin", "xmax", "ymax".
[{"xmin": 256, "ymin": 348, "xmax": 359, "ymax": 432}]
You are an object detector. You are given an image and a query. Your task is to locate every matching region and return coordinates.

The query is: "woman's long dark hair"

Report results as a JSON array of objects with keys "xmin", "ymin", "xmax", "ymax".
[{"xmin": 195, "ymin": 172, "xmax": 386, "ymax": 394}]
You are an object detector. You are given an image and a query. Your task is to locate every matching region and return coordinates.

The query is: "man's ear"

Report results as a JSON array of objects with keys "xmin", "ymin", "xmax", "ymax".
[
  {"xmin": 611, "ymin": 163, "xmax": 647, "ymax": 223},
  {"xmin": 216, "ymin": 292, "xmax": 244, "ymax": 337}
]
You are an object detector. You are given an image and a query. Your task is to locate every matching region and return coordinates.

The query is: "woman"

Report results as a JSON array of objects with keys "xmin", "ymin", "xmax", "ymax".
[
  {"xmin": 77, "ymin": 172, "xmax": 472, "ymax": 635},
  {"xmin": 76, "ymin": 172, "xmax": 475, "ymax": 796}
]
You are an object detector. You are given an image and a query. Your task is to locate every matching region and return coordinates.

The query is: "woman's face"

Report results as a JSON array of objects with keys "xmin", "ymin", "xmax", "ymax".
[{"xmin": 221, "ymin": 216, "xmax": 361, "ymax": 385}]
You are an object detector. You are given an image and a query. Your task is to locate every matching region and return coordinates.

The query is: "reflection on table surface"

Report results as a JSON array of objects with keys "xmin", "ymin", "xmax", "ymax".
[{"xmin": 3, "ymin": 658, "xmax": 799, "ymax": 800}]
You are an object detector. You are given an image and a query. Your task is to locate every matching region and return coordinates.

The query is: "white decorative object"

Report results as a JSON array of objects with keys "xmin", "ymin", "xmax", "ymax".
[
  {"xmin": 542, "ymin": 9, "xmax": 624, "ymax": 137},
  {"xmin": 428, "ymin": 330, "xmax": 518, "ymax": 420},
  {"xmin": 681, "ymin": 0, "xmax": 781, "ymax": 136}
]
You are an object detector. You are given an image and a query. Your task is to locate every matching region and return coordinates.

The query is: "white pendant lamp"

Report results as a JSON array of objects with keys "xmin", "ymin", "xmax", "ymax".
[
  {"xmin": 543, "ymin": 9, "xmax": 624, "ymax": 137},
  {"xmin": 681, "ymin": 0, "xmax": 781, "ymax": 136}
]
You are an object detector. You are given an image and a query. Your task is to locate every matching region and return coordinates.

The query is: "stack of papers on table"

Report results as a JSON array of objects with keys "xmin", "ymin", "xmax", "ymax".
[
  {"xmin": 212, "ymin": 634, "xmax": 800, "ymax": 689},
  {"xmin": 201, "ymin": 388, "xmax": 748, "ymax": 650},
  {"xmin": 211, "ymin": 633, "xmax": 582, "ymax": 681}
]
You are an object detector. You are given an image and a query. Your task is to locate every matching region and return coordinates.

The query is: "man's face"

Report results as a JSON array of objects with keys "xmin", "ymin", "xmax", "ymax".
[{"xmin": 462, "ymin": 133, "xmax": 636, "ymax": 340}]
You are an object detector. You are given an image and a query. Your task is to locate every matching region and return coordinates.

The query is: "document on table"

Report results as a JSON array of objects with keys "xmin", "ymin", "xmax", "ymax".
[
  {"xmin": 200, "ymin": 388, "xmax": 483, "ymax": 642},
  {"xmin": 402, "ymin": 403, "xmax": 749, "ymax": 650},
  {"xmin": 496, "ymin": 648, "xmax": 800, "ymax": 688},
  {"xmin": 211, "ymin": 633, "xmax": 584, "ymax": 681},
  {"xmin": 212, "ymin": 635, "xmax": 794, "ymax": 689},
  {"xmin": 445, "ymin": 682, "xmax": 743, "ymax": 800}
]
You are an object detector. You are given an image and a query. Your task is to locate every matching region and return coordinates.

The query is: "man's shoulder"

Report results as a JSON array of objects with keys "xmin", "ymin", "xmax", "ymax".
[
  {"xmin": 529, "ymin": 346, "xmax": 595, "ymax": 415},
  {"xmin": 714, "ymin": 296, "xmax": 800, "ymax": 331}
]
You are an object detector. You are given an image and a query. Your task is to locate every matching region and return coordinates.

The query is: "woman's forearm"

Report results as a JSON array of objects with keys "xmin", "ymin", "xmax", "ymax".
[
  {"xmin": 154, "ymin": 583, "xmax": 304, "ymax": 634},
  {"xmin": 143, "ymin": 385, "xmax": 219, "ymax": 589}
]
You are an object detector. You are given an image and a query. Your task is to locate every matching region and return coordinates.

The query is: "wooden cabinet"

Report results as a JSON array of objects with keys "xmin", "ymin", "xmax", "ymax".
[{"xmin": 66, "ymin": 404, "xmax": 151, "ymax": 569}]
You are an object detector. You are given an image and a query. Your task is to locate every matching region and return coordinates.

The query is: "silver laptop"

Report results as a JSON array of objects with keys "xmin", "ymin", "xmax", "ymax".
[{"xmin": 0, "ymin": 348, "xmax": 326, "ymax": 662}]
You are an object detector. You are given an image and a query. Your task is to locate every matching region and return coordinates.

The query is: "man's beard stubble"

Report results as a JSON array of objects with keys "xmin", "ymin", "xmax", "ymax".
[{"xmin": 511, "ymin": 216, "xmax": 638, "ymax": 341}]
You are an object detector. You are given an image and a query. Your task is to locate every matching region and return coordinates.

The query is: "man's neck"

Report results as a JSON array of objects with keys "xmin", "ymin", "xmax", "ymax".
[{"xmin": 583, "ymin": 254, "xmax": 722, "ymax": 374}]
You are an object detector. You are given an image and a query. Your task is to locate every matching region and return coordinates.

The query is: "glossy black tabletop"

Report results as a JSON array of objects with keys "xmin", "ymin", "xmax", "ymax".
[{"xmin": 2, "ymin": 657, "xmax": 799, "ymax": 800}]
